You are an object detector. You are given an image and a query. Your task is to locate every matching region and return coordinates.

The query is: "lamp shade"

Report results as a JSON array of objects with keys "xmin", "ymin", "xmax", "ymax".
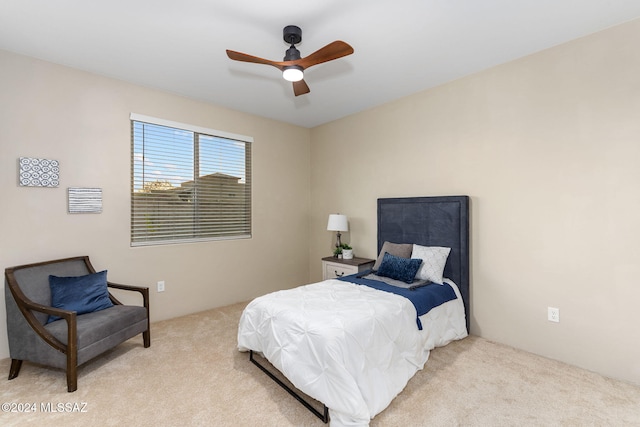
[{"xmin": 327, "ymin": 214, "xmax": 348, "ymax": 232}]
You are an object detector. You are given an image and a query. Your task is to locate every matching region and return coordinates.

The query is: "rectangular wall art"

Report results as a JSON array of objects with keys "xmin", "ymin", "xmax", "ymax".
[
  {"xmin": 68, "ymin": 187, "xmax": 103, "ymax": 214},
  {"xmin": 18, "ymin": 157, "xmax": 60, "ymax": 187}
]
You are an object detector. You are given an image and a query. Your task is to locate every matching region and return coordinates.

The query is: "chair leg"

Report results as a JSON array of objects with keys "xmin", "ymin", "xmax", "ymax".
[
  {"xmin": 143, "ymin": 330, "xmax": 151, "ymax": 348},
  {"xmin": 8, "ymin": 359, "xmax": 22, "ymax": 380},
  {"xmin": 66, "ymin": 365, "xmax": 77, "ymax": 392}
]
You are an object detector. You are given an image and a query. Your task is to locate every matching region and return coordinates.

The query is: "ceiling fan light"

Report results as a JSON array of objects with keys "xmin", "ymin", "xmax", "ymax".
[{"xmin": 283, "ymin": 66, "xmax": 304, "ymax": 82}]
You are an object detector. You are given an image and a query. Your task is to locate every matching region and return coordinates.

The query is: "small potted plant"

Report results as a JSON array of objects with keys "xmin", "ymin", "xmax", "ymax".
[
  {"xmin": 333, "ymin": 246, "xmax": 343, "ymax": 258},
  {"xmin": 341, "ymin": 243, "xmax": 353, "ymax": 260}
]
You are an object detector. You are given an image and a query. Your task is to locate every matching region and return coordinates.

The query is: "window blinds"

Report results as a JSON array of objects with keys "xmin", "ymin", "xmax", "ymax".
[{"xmin": 130, "ymin": 114, "xmax": 252, "ymax": 246}]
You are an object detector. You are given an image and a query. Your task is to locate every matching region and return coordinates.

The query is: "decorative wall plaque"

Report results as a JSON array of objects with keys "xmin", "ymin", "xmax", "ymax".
[
  {"xmin": 18, "ymin": 157, "xmax": 60, "ymax": 187},
  {"xmin": 68, "ymin": 187, "xmax": 103, "ymax": 214}
]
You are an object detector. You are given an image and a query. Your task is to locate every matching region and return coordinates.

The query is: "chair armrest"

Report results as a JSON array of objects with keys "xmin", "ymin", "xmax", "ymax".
[
  {"xmin": 107, "ymin": 281, "xmax": 150, "ymax": 347},
  {"xmin": 107, "ymin": 281, "xmax": 150, "ymax": 310},
  {"xmin": 107, "ymin": 281, "xmax": 149, "ymax": 293},
  {"xmin": 20, "ymin": 298, "xmax": 75, "ymax": 320},
  {"xmin": 7, "ymin": 289, "xmax": 75, "ymax": 354}
]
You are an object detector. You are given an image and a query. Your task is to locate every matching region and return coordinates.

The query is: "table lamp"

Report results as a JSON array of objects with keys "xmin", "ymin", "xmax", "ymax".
[{"xmin": 327, "ymin": 214, "xmax": 348, "ymax": 252}]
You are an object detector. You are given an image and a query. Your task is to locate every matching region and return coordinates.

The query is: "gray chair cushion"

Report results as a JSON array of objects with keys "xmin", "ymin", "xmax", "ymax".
[{"xmin": 45, "ymin": 305, "xmax": 148, "ymax": 366}]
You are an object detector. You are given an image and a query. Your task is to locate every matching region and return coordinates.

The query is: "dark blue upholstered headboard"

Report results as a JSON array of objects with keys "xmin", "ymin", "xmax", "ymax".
[{"xmin": 377, "ymin": 196, "xmax": 470, "ymax": 331}]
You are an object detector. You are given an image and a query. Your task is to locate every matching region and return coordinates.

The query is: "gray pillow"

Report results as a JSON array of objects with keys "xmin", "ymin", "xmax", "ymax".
[{"xmin": 373, "ymin": 241, "xmax": 413, "ymax": 270}]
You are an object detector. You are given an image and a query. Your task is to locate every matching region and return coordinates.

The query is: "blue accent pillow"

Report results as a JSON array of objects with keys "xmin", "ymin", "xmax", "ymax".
[
  {"xmin": 47, "ymin": 270, "xmax": 113, "ymax": 324},
  {"xmin": 376, "ymin": 252, "xmax": 423, "ymax": 284}
]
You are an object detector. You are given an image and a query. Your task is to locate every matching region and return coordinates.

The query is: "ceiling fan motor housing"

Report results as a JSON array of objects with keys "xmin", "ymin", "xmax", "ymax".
[{"xmin": 284, "ymin": 46, "xmax": 301, "ymax": 61}]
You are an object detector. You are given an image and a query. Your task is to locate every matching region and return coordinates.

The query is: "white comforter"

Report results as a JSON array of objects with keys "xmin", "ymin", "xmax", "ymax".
[{"xmin": 237, "ymin": 278, "xmax": 467, "ymax": 427}]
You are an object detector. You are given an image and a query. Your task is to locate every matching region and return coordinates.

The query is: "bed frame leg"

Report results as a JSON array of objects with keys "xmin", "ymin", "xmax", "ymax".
[{"xmin": 249, "ymin": 350, "xmax": 329, "ymax": 423}]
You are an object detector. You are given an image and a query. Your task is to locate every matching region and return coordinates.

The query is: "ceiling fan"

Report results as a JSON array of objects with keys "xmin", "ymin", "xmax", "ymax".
[{"xmin": 226, "ymin": 25, "xmax": 354, "ymax": 96}]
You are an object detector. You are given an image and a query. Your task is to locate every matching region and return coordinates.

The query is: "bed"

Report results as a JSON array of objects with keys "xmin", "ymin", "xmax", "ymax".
[{"xmin": 238, "ymin": 196, "xmax": 470, "ymax": 426}]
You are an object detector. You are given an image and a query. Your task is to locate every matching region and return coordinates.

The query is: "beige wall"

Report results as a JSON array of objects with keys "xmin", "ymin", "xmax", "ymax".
[
  {"xmin": 309, "ymin": 19, "xmax": 640, "ymax": 385},
  {"xmin": 0, "ymin": 50, "xmax": 311, "ymax": 359}
]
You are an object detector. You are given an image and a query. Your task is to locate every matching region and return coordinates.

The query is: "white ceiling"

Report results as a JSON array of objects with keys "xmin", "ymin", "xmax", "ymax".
[{"xmin": 2, "ymin": 1, "xmax": 640, "ymax": 128}]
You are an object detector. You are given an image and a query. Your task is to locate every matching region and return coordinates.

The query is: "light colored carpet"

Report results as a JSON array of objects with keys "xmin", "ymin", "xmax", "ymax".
[{"xmin": 1, "ymin": 301, "xmax": 639, "ymax": 426}]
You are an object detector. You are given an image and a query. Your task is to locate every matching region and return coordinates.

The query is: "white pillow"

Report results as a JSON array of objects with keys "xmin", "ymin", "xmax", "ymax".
[{"xmin": 411, "ymin": 244, "xmax": 451, "ymax": 284}]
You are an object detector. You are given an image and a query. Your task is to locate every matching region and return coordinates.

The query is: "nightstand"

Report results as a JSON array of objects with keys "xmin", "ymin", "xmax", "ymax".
[{"xmin": 322, "ymin": 256, "xmax": 375, "ymax": 280}]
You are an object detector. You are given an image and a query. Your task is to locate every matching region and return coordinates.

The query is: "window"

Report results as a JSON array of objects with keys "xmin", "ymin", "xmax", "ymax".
[{"xmin": 130, "ymin": 114, "xmax": 252, "ymax": 246}]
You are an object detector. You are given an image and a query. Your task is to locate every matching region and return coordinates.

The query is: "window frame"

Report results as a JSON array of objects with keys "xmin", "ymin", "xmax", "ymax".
[{"xmin": 130, "ymin": 113, "xmax": 253, "ymax": 247}]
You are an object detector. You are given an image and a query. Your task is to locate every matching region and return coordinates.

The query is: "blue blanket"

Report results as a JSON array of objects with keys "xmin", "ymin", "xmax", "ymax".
[{"xmin": 337, "ymin": 273, "xmax": 457, "ymax": 330}]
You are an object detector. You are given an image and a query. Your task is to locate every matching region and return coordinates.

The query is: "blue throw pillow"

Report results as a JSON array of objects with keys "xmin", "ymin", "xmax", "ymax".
[
  {"xmin": 47, "ymin": 270, "xmax": 113, "ymax": 324},
  {"xmin": 376, "ymin": 252, "xmax": 422, "ymax": 284}
]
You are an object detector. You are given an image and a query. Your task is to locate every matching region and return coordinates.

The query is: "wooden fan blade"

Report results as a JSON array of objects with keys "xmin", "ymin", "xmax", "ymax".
[
  {"xmin": 226, "ymin": 50, "xmax": 285, "ymax": 71},
  {"xmin": 293, "ymin": 79, "xmax": 310, "ymax": 96},
  {"xmin": 297, "ymin": 41, "xmax": 354, "ymax": 69}
]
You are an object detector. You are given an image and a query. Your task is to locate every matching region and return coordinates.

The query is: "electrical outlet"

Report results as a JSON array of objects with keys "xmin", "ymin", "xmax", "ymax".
[
  {"xmin": 157, "ymin": 281, "xmax": 165, "ymax": 292},
  {"xmin": 548, "ymin": 307, "xmax": 559, "ymax": 323}
]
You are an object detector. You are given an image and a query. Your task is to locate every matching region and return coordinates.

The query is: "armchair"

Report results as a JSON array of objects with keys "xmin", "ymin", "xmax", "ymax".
[{"xmin": 4, "ymin": 256, "xmax": 150, "ymax": 392}]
